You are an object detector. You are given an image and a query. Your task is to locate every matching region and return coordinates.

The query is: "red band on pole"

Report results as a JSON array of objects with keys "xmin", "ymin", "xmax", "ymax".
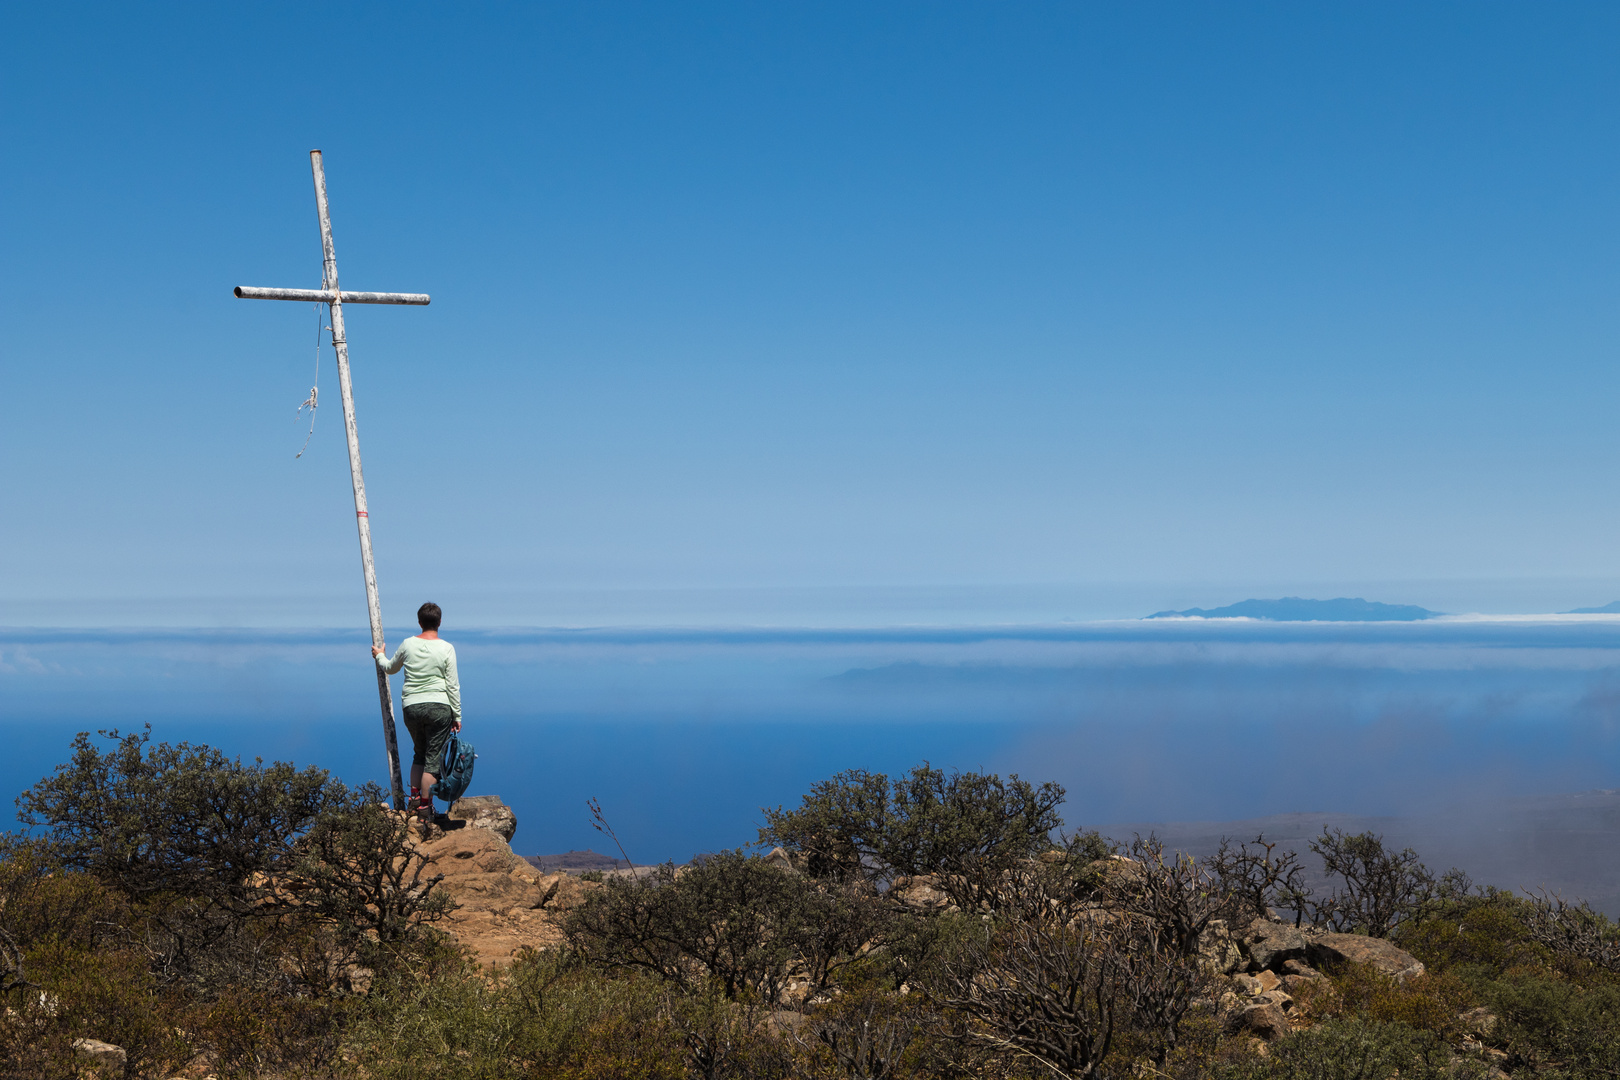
[{"xmin": 357, "ymin": 511, "xmax": 369, "ymax": 517}]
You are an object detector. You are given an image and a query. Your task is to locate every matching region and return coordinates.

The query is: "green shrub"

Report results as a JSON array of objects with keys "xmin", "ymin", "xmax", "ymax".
[
  {"xmin": 16, "ymin": 728, "xmax": 450, "ymax": 989},
  {"xmin": 1395, "ymin": 891, "xmax": 1548, "ymax": 983},
  {"xmin": 759, "ymin": 764, "xmax": 1065, "ymax": 910},
  {"xmin": 1487, "ymin": 973, "xmax": 1620, "ymax": 1077},
  {"xmin": 1310, "ymin": 962, "xmax": 1475, "ymax": 1042},
  {"xmin": 1217, "ymin": 1018, "xmax": 1454, "ymax": 1080},
  {"xmin": 567, "ymin": 849, "xmax": 890, "ymax": 1004},
  {"xmin": 18, "ymin": 728, "xmax": 349, "ymax": 912},
  {"xmin": 351, "ymin": 949, "xmax": 689, "ymax": 1080}
]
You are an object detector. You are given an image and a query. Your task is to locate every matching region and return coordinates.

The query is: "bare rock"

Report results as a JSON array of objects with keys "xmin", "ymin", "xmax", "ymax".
[
  {"xmin": 1253, "ymin": 990, "xmax": 1295, "ymax": 1013},
  {"xmin": 1231, "ymin": 1001, "xmax": 1292, "ymax": 1041},
  {"xmin": 535, "ymin": 871, "xmax": 598, "ymax": 913},
  {"xmin": 1083, "ymin": 855, "xmax": 1144, "ymax": 889},
  {"xmin": 1281, "ymin": 974, "xmax": 1319, "ymax": 995},
  {"xmin": 448, "ymin": 795, "xmax": 517, "ymax": 842},
  {"xmin": 1458, "ymin": 1006, "xmax": 1499, "ymax": 1036},
  {"xmin": 889, "ymin": 875, "xmax": 953, "ymax": 913},
  {"xmin": 1232, "ymin": 973, "xmax": 1264, "ymax": 996},
  {"xmin": 1282, "ymin": 958, "xmax": 1323, "ymax": 979},
  {"xmin": 762, "ymin": 846, "xmax": 804, "ymax": 874},
  {"xmin": 72, "ymin": 1039, "xmax": 126, "ymax": 1076},
  {"xmin": 1253, "ymin": 969, "xmax": 1282, "ymax": 993},
  {"xmin": 1306, "ymin": 933, "xmax": 1426, "ymax": 983},
  {"xmin": 1242, "ymin": 917, "xmax": 1309, "ymax": 972},
  {"xmin": 422, "ymin": 824, "xmax": 518, "ymax": 875},
  {"xmin": 415, "ymin": 826, "xmax": 572, "ymax": 968},
  {"xmin": 1199, "ymin": 919, "xmax": 1246, "ymax": 976}
]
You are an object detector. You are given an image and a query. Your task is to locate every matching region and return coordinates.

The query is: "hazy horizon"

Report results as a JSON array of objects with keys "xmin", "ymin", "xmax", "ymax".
[
  {"xmin": 9, "ymin": 619, "xmax": 1620, "ymax": 889},
  {"xmin": 12, "ymin": 578, "xmax": 1620, "ymax": 630}
]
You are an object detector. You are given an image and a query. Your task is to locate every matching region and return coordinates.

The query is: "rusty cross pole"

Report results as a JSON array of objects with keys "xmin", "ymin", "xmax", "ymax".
[{"xmin": 235, "ymin": 149, "xmax": 430, "ymax": 810}]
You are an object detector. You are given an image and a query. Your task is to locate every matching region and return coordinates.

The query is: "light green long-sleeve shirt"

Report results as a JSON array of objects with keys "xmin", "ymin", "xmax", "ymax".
[{"xmin": 376, "ymin": 635, "xmax": 461, "ymax": 721}]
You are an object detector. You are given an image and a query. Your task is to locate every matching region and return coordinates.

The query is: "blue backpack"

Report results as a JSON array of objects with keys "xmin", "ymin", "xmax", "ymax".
[{"xmin": 435, "ymin": 733, "xmax": 476, "ymax": 804}]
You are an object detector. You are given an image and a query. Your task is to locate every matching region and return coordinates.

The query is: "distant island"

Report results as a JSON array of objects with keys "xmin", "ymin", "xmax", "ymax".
[
  {"xmin": 1146, "ymin": 596, "xmax": 1440, "ymax": 621},
  {"xmin": 1563, "ymin": 601, "xmax": 1620, "ymax": 614}
]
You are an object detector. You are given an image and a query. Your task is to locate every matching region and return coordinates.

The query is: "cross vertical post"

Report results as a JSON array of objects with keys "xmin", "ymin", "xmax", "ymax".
[
  {"xmin": 310, "ymin": 151, "xmax": 404, "ymax": 811},
  {"xmin": 235, "ymin": 149, "xmax": 431, "ymax": 811}
]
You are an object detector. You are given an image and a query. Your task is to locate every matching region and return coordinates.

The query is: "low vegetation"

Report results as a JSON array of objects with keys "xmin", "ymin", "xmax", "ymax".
[{"xmin": 3, "ymin": 734, "xmax": 1619, "ymax": 1078}]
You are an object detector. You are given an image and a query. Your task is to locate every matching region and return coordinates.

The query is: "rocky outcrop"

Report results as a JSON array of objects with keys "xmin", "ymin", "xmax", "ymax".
[
  {"xmin": 447, "ymin": 795, "xmax": 517, "ymax": 843},
  {"xmin": 1221, "ymin": 914, "xmax": 1424, "ymax": 986},
  {"xmin": 762, "ymin": 846, "xmax": 804, "ymax": 874},
  {"xmin": 1241, "ymin": 918, "xmax": 1308, "ymax": 972},
  {"xmin": 1306, "ymin": 933, "xmax": 1425, "ymax": 983},
  {"xmin": 412, "ymin": 811, "xmax": 597, "ymax": 968},
  {"xmin": 888, "ymin": 874, "xmax": 953, "ymax": 913},
  {"xmin": 1231, "ymin": 1000, "xmax": 1291, "ymax": 1041},
  {"xmin": 1198, "ymin": 919, "xmax": 1244, "ymax": 975}
]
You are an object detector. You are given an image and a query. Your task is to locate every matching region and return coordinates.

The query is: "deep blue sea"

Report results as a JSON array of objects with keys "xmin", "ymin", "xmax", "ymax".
[{"xmin": 5, "ymin": 617, "xmax": 1620, "ymax": 864}]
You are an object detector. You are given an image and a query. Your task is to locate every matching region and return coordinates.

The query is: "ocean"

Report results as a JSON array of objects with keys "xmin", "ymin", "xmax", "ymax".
[{"xmin": 5, "ymin": 617, "xmax": 1620, "ymax": 884}]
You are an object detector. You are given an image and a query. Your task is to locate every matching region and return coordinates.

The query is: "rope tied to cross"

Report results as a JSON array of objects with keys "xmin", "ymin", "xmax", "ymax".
[{"xmin": 295, "ymin": 299, "xmax": 329, "ymax": 458}]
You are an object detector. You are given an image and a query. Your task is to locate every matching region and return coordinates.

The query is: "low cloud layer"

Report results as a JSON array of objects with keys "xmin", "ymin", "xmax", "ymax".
[{"xmin": 4, "ymin": 620, "xmax": 1618, "ymax": 874}]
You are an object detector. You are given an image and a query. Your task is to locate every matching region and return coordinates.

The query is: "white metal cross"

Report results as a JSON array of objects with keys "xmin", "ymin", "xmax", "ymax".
[{"xmin": 235, "ymin": 149, "xmax": 430, "ymax": 810}]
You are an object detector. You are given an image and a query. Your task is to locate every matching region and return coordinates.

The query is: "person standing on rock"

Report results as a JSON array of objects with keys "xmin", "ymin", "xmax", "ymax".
[{"xmin": 374, "ymin": 602, "xmax": 462, "ymax": 831}]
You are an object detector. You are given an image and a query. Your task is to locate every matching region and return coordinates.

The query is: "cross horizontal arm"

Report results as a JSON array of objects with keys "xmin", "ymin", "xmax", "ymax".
[{"xmin": 234, "ymin": 286, "xmax": 431, "ymax": 306}]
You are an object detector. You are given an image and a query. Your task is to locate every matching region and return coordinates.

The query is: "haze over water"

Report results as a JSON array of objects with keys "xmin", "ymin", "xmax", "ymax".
[{"xmin": 7, "ymin": 611, "xmax": 1619, "ymax": 885}]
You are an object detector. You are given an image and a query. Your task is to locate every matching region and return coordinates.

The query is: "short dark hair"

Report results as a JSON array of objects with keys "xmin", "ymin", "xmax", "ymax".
[{"xmin": 417, "ymin": 602, "xmax": 442, "ymax": 630}]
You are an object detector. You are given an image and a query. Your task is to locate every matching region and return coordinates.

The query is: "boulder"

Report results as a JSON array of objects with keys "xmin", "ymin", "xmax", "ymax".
[
  {"xmin": 1231, "ymin": 1001, "xmax": 1291, "ymax": 1041},
  {"xmin": 1281, "ymin": 974, "xmax": 1318, "ymax": 995},
  {"xmin": 1241, "ymin": 917, "xmax": 1308, "ymax": 972},
  {"xmin": 448, "ymin": 795, "xmax": 517, "ymax": 843},
  {"xmin": 72, "ymin": 1038, "xmax": 126, "ymax": 1076},
  {"xmin": 1231, "ymin": 973, "xmax": 1264, "ymax": 996},
  {"xmin": 425, "ymin": 824, "xmax": 519, "ymax": 875},
  {"xmin": 889, "ymin": 875, "xmax": 953, "ymax": 913},
  {"xmin": 1306, "ymin": 933, "xmax": 1425, "ymax": 983},
  {"xmin": 1282, "ymin": 958, "xmax": 1322, "ymax": 979},
  {"xmin": 415, "ymin": 825, "xmax": 569, "ymax": 967},
  {"xmin": 1253, "ymin": 990, "xmax": 1295, "ymax": 1013},
  {"xmin": 1252, "ymin": 969, "xmax": 1282, "ymax": 993},
  {"xmin": 1198, "ymin": 919, "xmax": 1245, "ymax": 976}
]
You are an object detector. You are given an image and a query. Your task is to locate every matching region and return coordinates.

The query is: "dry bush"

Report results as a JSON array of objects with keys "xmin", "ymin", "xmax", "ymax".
[
  {"xmin": 666, "ymin": 986, "xmax": 795, "ymax": 1080},
  {"xmin": 1102, "ymin": 835, "xmax": 1241, "ymax": 962},
  {"xmin": 1308, "ymin": 829, "xmax": 1436, "ymax": 938},
  {"xmin": 931, "ymin": 912, "xmax": 1125, "ymax": 1080},
  {"xmin": 793, "ymin": 979, "xmax": 933, "ymax": 1080},
  {"xmin": 1215, "ymin": 1018, "xmax": 1457, "ymax": 1080},
  {"xmin": 927, "ymin": 865, "xmax": 1212, "ymax": 1080},
  {"xmin": 1209, "ymin": 834, "xmax": 1311, "ymax": 925},
  {"xmin": 1519, "ymin": 890, "xmax": 1620, "ymax": 976}
]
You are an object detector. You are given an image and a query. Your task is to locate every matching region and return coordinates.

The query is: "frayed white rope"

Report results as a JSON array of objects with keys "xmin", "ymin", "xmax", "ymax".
[{"xmin": 295, "ymin": 299, "xmax": 328, "ymax": 459}]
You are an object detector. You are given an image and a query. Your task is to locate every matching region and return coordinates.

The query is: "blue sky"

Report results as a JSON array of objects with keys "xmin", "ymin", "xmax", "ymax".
[{"xmin": 6, "ymin": 3, "xmax": 1620, "ymax": 626}]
